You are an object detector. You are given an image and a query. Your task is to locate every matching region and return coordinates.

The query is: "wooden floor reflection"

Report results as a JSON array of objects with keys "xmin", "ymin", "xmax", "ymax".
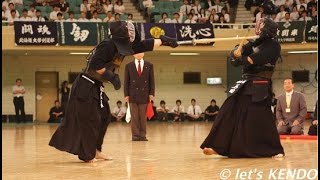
[{"xmin": 2, "ymin": 122, "xmax": 318, "ymax": 180}]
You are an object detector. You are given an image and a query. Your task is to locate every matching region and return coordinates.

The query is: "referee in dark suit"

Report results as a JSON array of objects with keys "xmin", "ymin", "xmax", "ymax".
[{"xmin": 124, "ymin": 52, "xmax": 155, "ymax": 141}]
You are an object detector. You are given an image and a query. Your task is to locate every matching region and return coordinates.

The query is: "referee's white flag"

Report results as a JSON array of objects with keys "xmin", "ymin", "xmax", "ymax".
[{"xmin": 125, "ymin": 103, "xmax": 131, "ymax": 123}]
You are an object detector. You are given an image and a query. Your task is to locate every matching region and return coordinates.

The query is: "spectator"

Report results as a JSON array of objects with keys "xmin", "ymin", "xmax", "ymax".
[
  {"xmin": 204, "ymin": 0, "xmax": 214, "ymax": 10},
  {"xmin": 103, "ymin": 11, "xmax": 115, "ymax": 22},
  {"xmin": 48, "ymin": 100, "xmax": 64, "ymax": 123},
  {"xmin": 190, "ymin": 9, "xmax": 199, "ymax": 21},
  {"xmin": 254, "ymin": 5, "xmax": 264, "ymax": 22},
  {"xmin": 308, "ymin": 100, "xmax": 318, "ymax": 136},
  {"xmin": 80, "ymin": 0, "xmax": 90, "ymax": 13},
  {"xmin": 95, "ymin": 0, "xmax": 104, "ymax": 14},
  {"xmin": 12, "ymin": 78, "xmax": 26, "ymax": 123},
  {"xmin": 27, "ymin": 5, "xmax": 36, "ymax": 18},
  {"xmin": 49, "ymin": 5, "xmax": 60, "ymax": 21},
  {"xmin": 184, "ymin": 12, "xmax": 197, "ymax": 23},
  {"xmin": 127, "ymin": 13, "xmax": 133, "ymax": 22},
  {"xmin": 57, "ymin": 0, "xmax": 69, "ymax": 13},
  {"xmin": 66, "ymin": 11, "xmax": 77, "ymax": 22},
  {"xmin": 114, "ymin": 0, "xmax": 125, "ymax": 14},
  {"xmin": 156, "ymin": 100, "xmax": 170, "ymax": 121},
  {"xmin": 114, "ymin": 13, "xmax": 121, "ymax": 21},
  {"xmin": 86, "ymin": 4, "xmax": 95, "ymax": 19},
  {"xmin": 204, "ymin": 99, "xmax": 219, "ymax": 121},
  {"xmin": 78, "ymin": 11, "xmax": 89, "ymax": 21},
  {"xmin": 102, "ymin": 0, "xmax": 113, "ymax": 14},
  {"xmin": 171, "ymin": 99, "xmax": 185, "ymax": 122},
  {"xmin": 159, "ymin": 12, "xmax": 171, "ymax": 23},
  {"xmin": 198, "ymin": 8, "xmax": 208, "ymax": 23},
  {"xmin": 5, "ymin": 3, "xmax": 19, "ymax": 19},
  {"xmin": 209, "ymin": 8, "xmax": 219, "ymax": 21},
  {"xmin": 207, "ymin": 14, "xmax": 217, "ymax": 24},
  {"xmin": 209, "ymin": 0, "xmax": 223, "ymax": 13},
  {"xmin": 19, "ymin": 9, "xmax": 32, "ymax": 21},
  {"xmin": 307, "ymin": 0, "xmax": 317, "ymax": 13},
  {"xmin": 187, "ymin": 98, "xmax": 203, "ymax": 121},
  {"xmin": 310, "ymin": 5, "xmax": 317, "ymax": 20},
  {"xmin": 276, "ymin": 5, "xmax": 288, "ymax": 22},
  {"xmin": 297, "ymin": 0, "xmax": 307, "ymax": 10},
  {"xmin": 299, "ymin": 10, "xmax": 312, "ymax": 20},
  {"xmin": 280, "ymin": 12, "xmax": 292, "ymax": 21},
  {"xmin": 32, "ymin": 9, "xmax": 45, "ymax": 21},
  {"xmin": 220, "ymin": 8, "xmax": 230, "ymax": 22},
  {"xmin": 111, "ymin": 100, "xmax": 126, "ymax": 122},
  {"xmin": 2, "ymin": 0, "xmax": 10, "ymax": 11},
  {"xmin": 290, "ymin": 6, "xmax": 300, "ymax": 20},
  {"xmin": 271, "ymin": 12, "xmax": 278, "ymax": 21},
  {"xmin": 142, "ymin": 0, "xmax": 153, "ymax": 8},
  {"xmin": 171, "ymin": 12, "xmax": 182, "ymax": 23},
  {"xmin": 215, "ymin": 15, "xmax": 229, "ymax": 28},
  {"xmin": 276, "ymin": 78, "xmax": 307, "ymax": 135},
  {"xmin": 192, "ymin": 0, "xmax": 202, "ymax": 15},
  {"xmin": 180, "ymin": 0, "xmax": 192, "ymax": 16},
  {"xmin": 55, "ymin": 12, "xmax": 64, "ymax": 22},
  {"xmin": 284, "ymin": 0, "xmax": 293, "ymax": 12},
  {"xmin": 90, "ymin": 10, "xmax": 102, "ymax": 21}
]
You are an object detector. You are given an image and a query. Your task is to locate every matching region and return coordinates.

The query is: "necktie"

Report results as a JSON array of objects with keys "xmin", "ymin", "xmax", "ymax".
[
  {"xmin": 138, "ymin": 60, "xmax": 142, "ymax": 76},
  {"xmin": 286, "ymin": 94, "xmax": 291, "ymax": 108},
  {"xmin": 193, "ymin": 106, "xmax": 196, "ymax": 115}
]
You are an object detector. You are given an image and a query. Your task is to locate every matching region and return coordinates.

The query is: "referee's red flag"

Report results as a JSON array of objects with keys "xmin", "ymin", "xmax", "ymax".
[{"xmin": 146, "ymin": 102, "xmax": 154, "ymax": 120}]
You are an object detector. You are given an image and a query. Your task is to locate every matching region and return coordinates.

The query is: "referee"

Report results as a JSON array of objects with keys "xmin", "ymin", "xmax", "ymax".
[{"xmin": 12, "ymin": 78, "xmax": 26, "ymax": 123}]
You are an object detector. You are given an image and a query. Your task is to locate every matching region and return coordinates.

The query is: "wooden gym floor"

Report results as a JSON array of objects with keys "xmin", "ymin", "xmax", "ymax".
[{"xmin": 2, "ymin": 122, "xmax": 318, "ymax": 180}]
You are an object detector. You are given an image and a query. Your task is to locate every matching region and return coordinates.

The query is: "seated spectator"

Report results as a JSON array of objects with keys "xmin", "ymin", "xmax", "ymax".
[
  {"xmin": 208, "ymin": 0, "xmax": 223, "ymax": 13},
  {"xmin": 90, "ymin": 10, "xmax": 102, "ymax": 21},
  {"xmin": 207, "ymin": 14, "xmax": 217, "ymax": 24},
  {"xmin": 147, "ymin": 100, "xmax": 157, "ymax": 121},
  {"xmin": 280, "ymin": 12, "xmax": 292, "ymax": 21},
  {"xmin": 127, "ymin": 13, "xmax": 133, "ymax": 22},
  {"xmin": 103, "ymin": 11, "xmax": 115, "ymax": 22},
  {"xmin": 310, "ymin": 5, "xmax": 317, "ymax": 20},
  {"xmin": 86, "ymin": 4, "xmax": 95, "ymax": 19},
  {"xmin": 19, "ymin": 9, "xmax": 32, "ymax": 21},
  {"xmin": 180, "ymin": 0, "xmax": 192, "ymax": 16},
  {"xmin": 114, "ymin": 0, "xmax": 125, "ymax": 14},
  {"xmin": 209, "ymin": 8, "xmax": 219, "ymax": 21},
  {"xmin": 307, "ymin": 0, "xmax": 317, "ymax": 13},
  {"xmin": 78, "ymin": 11, "xmax": 89, "ymax": 22},
  {"xmin": 308, "ymin": 100, "xmax": 318, "ymax": 136},
  {"xmin": 187, "ymin": 98, "xmax": 203, "ymax": 121},
  {"xmin": 271, "ymin": 12, "xmax": 278, "ymax": 22},
  {"xmin": 80, "ymin": 0, "xmax": 90, "ymax": 13},
  {"xmin": 198, "ymin": 8, "xmax": 208, "ymax": 23},
  {"xmin": 276, "ymin": 5, "xmax": 288, "ymax": 22},
  {"xmin": 159, "ymin": 12, "xmax": 171, "ymax": 23},
  {"xmin": 171, "ymin": 99, "xmax": 185, "ymax": 122},
  {"xmin": 95, "ymin": 0, "xmax": 104, "ymax": 14},
  {"xmin": 114, "ymin": 13, "xmax": 121, "ymax": 21},
  {"xmin": 298, "ymin": 5, "xmax": 306, "ymax": 17},
  {"xmin": 156, "ymin": 100, "xmax": 170, "ymax": 121},
  {"xmin": 48, "ymin": 100, "xmax": 64, "ymax": 123},
  {"xmin": 184, "ymin": 13, "xmax": 197, "ymax": 23},
  {"xmin": 204, "ymin": 99, "xmax": 219, "ymax": 121},
  {"xmin": 111, "ymin": 100, "xmax": 126, "ymax": 122},
  {"xmin": 32, "ymin": 9, "xmax": 45, "ymax": 21},
  {"xmin": 299, "ymin": 10, "xmax": 312, "ymax": 21},
  {"xmin": 192, "ymin": 0, "xmax": 202, "ymax": 15},
  {"xmin": 276, "ymin": 78, "xmax": 307, "ymax": 135},
  {"xmin": 284, "ymin": 0, "xmax": 293, "ymax": 12},
  {"xmin": 28, "ymin": 5, "xmax": 36, "ymax": 18},
  {"xmin": 102, "ymin": 0, "xmax": 113, "ymax": 14},
  {"xmin": 49, "ymin": 5, "xmax": 60, "ymax": 21},
  {"xmin": 2, "ymin": 0, "xmax": 10, "ymax": 11},
  {"xmin": 189, "ymin": 8, "xmax": 198, "ymax": 21},
  {"xmin": 254, "ymin": 5, "xmax": 264, "ymax": 23},
  {"xmin": 57, "ymin": 0, "xmax": 69, "ymax": 13},
  {"xmin": 215, "ymin": 15, "xmax": 229, "ymax": 28},
  {"xmin": 4, "ymin": 3, "xmax": 19, "ymax": 20},
  {"xmin": 297, "ymin": 0, "xmax": 307, "ymax": 10},
  {"xmin": 7, "ymin": 9, "xmax": 19, "ymax": 25},
  {"xmin": 171, "ymin": 12, "xmax": 183, "ymax": 23},
  {"xmin": 142, "ymin": 0, "xmax": 153, "ymax": 9},
  {"xmin": 220, "ymin": 8, "xmax": 230, "ymax": 22},
  {"xmin": 66, "ymin": 11, "xmax": 77, "ymax": 22},
  {"xmin": 290, "ymin": 6, "xmax": 300, "ymax": 20},
  {"xmin": 55, "ymin": 12, "xmax": 64, "ymax": 22}
]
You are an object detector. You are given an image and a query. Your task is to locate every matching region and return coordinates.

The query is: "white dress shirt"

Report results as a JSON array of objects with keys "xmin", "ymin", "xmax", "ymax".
[
  {"xmin": 135, "ymin": 59, "xmax": 144, "ymax": 72},
  {"xmin": 187, "ymin": 105, "xmax": 202, "ymax": 115},
  {"xmin": 172, "ymin": 105, "xmax": 185, "ymax": 113},
  {"xmin": 285, "ymin": 90, "xmax": 293, "ymax": 108},
  {"xmin": 112, "ymin": 106, "xmax": 126, "ymax": 116},
  {"xmin": 179, "ymin": 4, "xmax": 192, "ymax": 15},
  {"xmin": 159, "ymin": 18, "xmax": 171, "ymax": 23},
  {"xmin": 12, "ymin": 85, "xmax": 25, "ymax": 97}
]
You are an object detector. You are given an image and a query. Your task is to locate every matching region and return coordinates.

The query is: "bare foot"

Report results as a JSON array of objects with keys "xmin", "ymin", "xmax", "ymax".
[
  {"xmin": 203, "ymin": 147, "xmax": 217, "ymax": 155},
  {"xmin": 85, "ymin": 158, "xmax": 98, "ymax": 163},
  {"xmin": 96, "ymin": 150, "xmax": 113, "ymax": 160},
  {"xmin": 272, "ymin": 153, "xmax": 285, "ymax": 158}
]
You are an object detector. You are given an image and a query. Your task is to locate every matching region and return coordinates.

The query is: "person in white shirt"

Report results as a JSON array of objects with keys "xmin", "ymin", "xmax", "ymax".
[
  {"xmin": 32, "ymin": 9, "xmax": 45, "ymax": 21},
  {"xmin": 27, "ymin": 5, "xmax": 36, "ymax": 18},
  {"xmin": 7, "ymin": 10, "xmax": 19, "ymax": 25},
  {"xmin": 299, "ymin": 10, "xmax": 312, "ymax": 21},
  {"xmin": 90, "ymin": 10, "xmax": 102, "ymax": 22},
  {"xmin": 187, "ymin": 99, "xmax": 203, "ymax": 121},
  {"xmin": 192, "ymin": 0, "xmax": 202, "ymax": 15},
  {"xmin": 208, "ymin": 8, "xmax": 219, "ymax": 22},
  {"xmin": 12, "ymin": 78, "xmax": 26, "ymax": 123},
  {"xmin": 184, "ymin": 13, "xmax": 197, "ymax": 23},
  {"xmin": 284, "ymin": 0, "xmax": 293, "ymax": 11},
  {"xmin": 80, "ymin": 0, "xmax": 90, "ymax": 13},
  {"xmin": 66, "ymin": 11, "xmax": 77, "ymax": 22},
  {"xmin": 189, "ymin": 9, "xmax": 198, "ymax": 21},
  {"xmin": 103, "ymin": 11, "xmax": 115, "ymax": 22},
  {"xmin": 114, "ymin": 0, "xmax": 125, "ymax": 14},
  {"xmin": 159, "ymin": 12, "xmax": 171, "ymax": 23},
  {"xmin": 290, "ymin": 6, "xmax": 300, "ymax": 20},
  {"xmin": 208, "ymin": 0, "xmax": 223, "ymax": 13},
  {"xmin": 18, "ymin": 9, "xmax": 32, "ymax": 21},
  {"xmin": 271, "ymin": 13, "xmax": 279, "ymax": 22},
  {"xmin": 55, "ymin": 12, "xmax": 65, "ymax": 22},
  {"xmin": 276, "ymin": 5, "xmax": 288, "ymax": 22},
  {"xmin": 111, "ymin": 100, "xmax": 126, "ymax": 122},
  {"xmin": 142, "ymin": 0, "xmax": 153, "ymax": 8},
  {"xmin": 2, "ymin": 0, "xmax": 10, "ymax": 12},
  {"xmin": 78, "ymin": 11, "xmax": 89, "ymax": 22},
  {"xmin": 297, "ymin": 0, "xmax": 308, "ymax": 10},
  {"xmin": 49, "ymin": 5, "xmax": 60, "ymax": 21},
  {"xmin": 198, "ymin": 8, "xmax": 208, "ymax": 23},
  {"xmin": 171, "ymin": 12, "xmax": 183, "ymax": 23},
  {"xmin": 280, "ymin": 12, "xmax": 292, "ymax": 22},
  {"xmin": 102, "ymin": 0, "xmax": 113, "ymax": 14},
  {"xmin": 171, "ymin": 99, "xmax": 185, "ymax": 121},
  {"xmin": 114, "ymin": 13, "xmax": 121, "ymax": 21},
  {"xmin": 156, "ymin": 100, "xmax": 170, "ymax": 121},
  {"xmin": 5, "ymin": 3, "xmax": 19, "ymax": 19},
  {"xmin": 255, "ymin": 6, "xmax": 264, "ymax": 23},
  {"xmin": 274, "ymin": 0, "xmax": 285, "ymax": 8},
  {"xmin": 180, "ymin": 0, "xmax": 192, "ymax": 16},
  {"xmin": 220, "ymin": 8, "xmax": 230, "ymax": 22}
]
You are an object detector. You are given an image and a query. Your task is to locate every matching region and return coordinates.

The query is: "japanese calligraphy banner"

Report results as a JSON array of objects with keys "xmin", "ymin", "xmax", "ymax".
[
  {"xmin": 14, "ymin": 21, "xmax": 58, "ymax": 45},
  {"xmin": 58, "ymin": 22, "xmax": 98, "ymax": 46},
  {"xmin": 175, "ymin": 24, "xmax": 214, "ymax": 44},
  {"xmin": 277, "ymin": 21, "xmax": 304, "ymax": 43},
  {"xmin": 305, "ymin": 20, "xmax": 318, "ymax": 42},
  {"xmin": 137, "ymin": 23, "xmax": 177, "ymax": 39}
]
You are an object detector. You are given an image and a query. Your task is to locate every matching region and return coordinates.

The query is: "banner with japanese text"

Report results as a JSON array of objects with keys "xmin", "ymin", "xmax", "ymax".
[
  {"xmin": 58, "ymin": 22, "xmax": 98, "ymax": 46},
  {"xmin": 175, "ymin": 24, "xmax": 215, "ymax": 44},
  {"xmin": 14, "ymin": 21, "xmax": 58, "ymax": 45},
  {"xmin": 305, "ymin": 20, "xmax": 318, "ymax": 42},
  {"xmin": 277, "ymin": 21, "xmax": 304, "ymax": 43},
  {"xmin": 137, "ymin": 23, "xmax": 177, "ymax": 39}
]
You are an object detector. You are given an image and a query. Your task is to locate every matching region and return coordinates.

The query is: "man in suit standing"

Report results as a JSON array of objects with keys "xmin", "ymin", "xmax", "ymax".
[
  {"xmin": 276, "ymin": 78, "xmax": 307, "ymax": 135},
  {"xmin": 124, "ymin": 52, "xmax": 155, "ymax": 141}
]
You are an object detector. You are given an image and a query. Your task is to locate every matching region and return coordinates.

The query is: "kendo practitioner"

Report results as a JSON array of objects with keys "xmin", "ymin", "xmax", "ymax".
[
  {"xmin": 49, "ymin": 21, "xmax": 178, "ymax": 163},
  {"xmin": 200, "ymin": 18, "xmax": 285, "ymax": 158}
]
